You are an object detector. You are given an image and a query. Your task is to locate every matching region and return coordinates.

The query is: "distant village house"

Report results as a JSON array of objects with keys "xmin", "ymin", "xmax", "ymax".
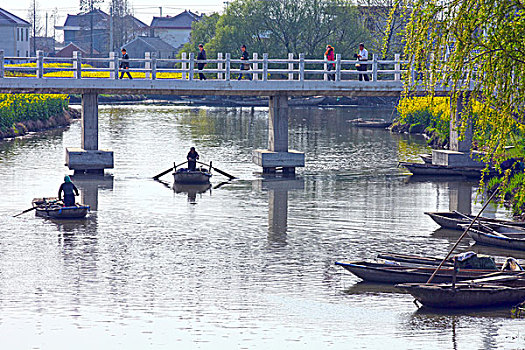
[
  {"xmin": 149, "ymin": 10, "xmax": 202, "ymax": 51},
  {"xmin": 0, "ymin": 8, "xmax": 31, "ymax": 57}
]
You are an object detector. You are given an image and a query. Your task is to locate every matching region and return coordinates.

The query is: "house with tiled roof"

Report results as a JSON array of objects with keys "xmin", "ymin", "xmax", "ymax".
[
  {"xmin": 150, "ymin": 10, "xmax": 202, "ymax": 51},
  {"xmin": 0, "ymin": 8, "xmax": 31, "ymax": 57},
  {"xmin": 122, "ymin": 36, "xmax": 176, "ymax": 62}
]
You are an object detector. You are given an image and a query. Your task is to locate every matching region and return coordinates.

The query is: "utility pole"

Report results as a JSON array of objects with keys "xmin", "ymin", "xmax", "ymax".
[
  {"xmin": 33, "ymin": 0, "xmax": 36, "ymax": 55},
  {"xmin": 45, "ymin": 12, "xmax": 48, "ymax": 38},
  {"xmin": 90, "ymin": 1, "xmax": 94, "ymax": 56},
  {"xmin": 110, "ymin": 5, "xmax": 114, "ymax": 52},
  {"xmin": 159, "ymin": 7, "xmax": 162, "ymax": 17}
]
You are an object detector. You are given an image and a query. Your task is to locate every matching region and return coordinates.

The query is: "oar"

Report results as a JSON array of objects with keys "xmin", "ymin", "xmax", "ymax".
[
  {"xmin": 453, "ymin": 210, "xmax": 497, "ymax": 233},
  {"xmin": 196, "ymin": 160, "xmax": 236, "ymax": 180},
  {"xmin": 426, "ymin": 185, "xmax": 500, "ymax": 284},
  {"xmin": 13, "ymin": 206, "xmax": 38, "ymax": 217},
  {"xmin": 13, "ymin": 198, "xmax": 60, "ymax": 217},
  {"xmin": 153, "ymin": 161, "xmax": 188, "ymax": 180}
]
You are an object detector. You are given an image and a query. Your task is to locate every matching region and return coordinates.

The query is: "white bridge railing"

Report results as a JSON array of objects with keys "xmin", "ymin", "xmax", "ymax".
[{"xmin": 0, "ymin": 50, "xmax": 411, "ymax": 82}]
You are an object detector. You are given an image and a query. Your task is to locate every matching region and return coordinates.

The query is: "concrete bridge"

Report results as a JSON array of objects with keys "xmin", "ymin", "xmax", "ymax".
[{"xmin": 0, "ymin": 50, "xmax": 460, "ymax": 175}]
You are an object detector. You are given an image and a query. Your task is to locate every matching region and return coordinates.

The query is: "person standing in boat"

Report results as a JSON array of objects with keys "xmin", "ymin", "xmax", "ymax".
[
  {"xmin": 58, "ymin": 175, "xmax": 79, "ymax": 207},
  {"xmin": 187, "ymin": 147, "xmax": 200, "ymax": 171}
]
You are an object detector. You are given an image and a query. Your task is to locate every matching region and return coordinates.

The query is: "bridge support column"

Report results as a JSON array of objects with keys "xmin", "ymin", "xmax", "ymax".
[
  {"xmin": 432, "ymin": 92, "xmax": 484, "ymax": 168},
  {"xmin": 252, "ymin": 95, "xmax": 305, "ymax": 173},
  {"xmin": 66, "ymin": 92, "xmax": 114, "ymax": 175}
]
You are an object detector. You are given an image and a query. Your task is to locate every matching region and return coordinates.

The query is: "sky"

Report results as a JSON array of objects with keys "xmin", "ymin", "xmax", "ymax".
[{"xmin": 7, "ymin": 0, "xmax": 225, "ymax": 38}]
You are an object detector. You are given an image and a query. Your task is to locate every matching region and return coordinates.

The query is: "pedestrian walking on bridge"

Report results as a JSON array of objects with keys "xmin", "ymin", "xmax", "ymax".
[
  {"xmin": 356, "ymin": 43, "xmax": 369, "ymax": 81},
  {"xmin": 197, "ymin": 44, "xmax": 207, "ymax": 80},
  {"xmin": 238, "ymin": 45, "xmax": 252, "ymax": 81},
  {"xmin": 119, "ymin": 48, "xmax": 132, "ymax": 79},
  {"xmin": 325, "ymin": 45, "xmax": 335, "ymax": 81}
]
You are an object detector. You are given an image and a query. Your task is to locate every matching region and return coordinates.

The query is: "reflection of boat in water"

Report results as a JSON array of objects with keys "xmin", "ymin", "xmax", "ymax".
[
  {"xmin": 173, "ymin": 183, "xmax": 212, "ymax": 194},
  {"xmin": 173, "ymin": 183, "xmax": 212, "ymax": 203},
  {"xmin": 173, "ymin": 167, "xmax": 212, "ymax": 184},
  {"xmin": 32, "ymin": 197, "xmax": 90, "ymax": 219}
]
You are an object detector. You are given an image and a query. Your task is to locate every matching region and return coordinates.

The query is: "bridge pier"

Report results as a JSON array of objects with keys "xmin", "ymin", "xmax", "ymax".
[
  {"xmin": 65, "ymin": 92, "xmax": 114, "ymax": 174},
  {"xmin": 252, "ymin": 95, "xmax": 305, "ymax": 173},
  {"xmin": 432, "ymin": 92, "xmax": 483, "ymax": 168}
]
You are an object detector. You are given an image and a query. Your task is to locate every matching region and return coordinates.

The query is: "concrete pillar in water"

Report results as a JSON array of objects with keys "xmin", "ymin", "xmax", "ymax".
[
  {"xmin": 66, "ymin": 92, "xmax": 114, "ymax": 174},
  {"xmin": 252, "ymin": 94, "xmax": 305, "ymax": 173},
  {"xmin": 432, "ymin": 91, "xmax": 483, "ymax": 167},
  {"xmin": 450, "ymin": 92, "xmax": 473, "ymax": 152}
]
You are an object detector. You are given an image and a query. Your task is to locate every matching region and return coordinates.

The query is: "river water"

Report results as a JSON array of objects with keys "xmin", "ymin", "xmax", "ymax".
[{"xmin": 1, "ymin": 105, "xmax": 524, "ymax": 349}]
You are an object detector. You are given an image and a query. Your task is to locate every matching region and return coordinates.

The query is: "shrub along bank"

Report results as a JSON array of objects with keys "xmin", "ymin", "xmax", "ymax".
[{"xmin": 0, "ymin": 94, "xmax": 76, "ymax": 140}]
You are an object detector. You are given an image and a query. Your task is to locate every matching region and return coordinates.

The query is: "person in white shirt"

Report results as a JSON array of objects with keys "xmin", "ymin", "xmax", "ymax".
[{"xmin": 356, "ymin": 43, "xmax": 369, "ymax": 81}]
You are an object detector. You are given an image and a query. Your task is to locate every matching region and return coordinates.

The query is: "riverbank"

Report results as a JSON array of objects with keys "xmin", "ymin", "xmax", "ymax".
[{"xmin": 0, "ymin": 94, "xmax": 77, "ymax": 141}]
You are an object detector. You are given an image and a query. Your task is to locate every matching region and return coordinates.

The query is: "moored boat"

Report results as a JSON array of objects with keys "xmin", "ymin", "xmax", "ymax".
[
  {"xmin": 399, "ymin": 161, "xmax": 487, "ymax": 177},
  {"xmin": 397, "ymin": 273, "xmax": 525, "ymax": 308},
  {"xmin": 350, "ymin": 118, "xmax": 391, "ymax": 128},
  {"xmin": 425, "ymin": 211, "xmax": 525, "ymax": 230},
  {"xmin": 173, "ymin": 167, "xmax": 212, "ymax": 184},
  {"xmin": 466, "ymin": 225, "xmax": 525, "ymax": 251},
  {"xmin": 32, "ymin": 197, "xmax": 90, "ymax": 219}
]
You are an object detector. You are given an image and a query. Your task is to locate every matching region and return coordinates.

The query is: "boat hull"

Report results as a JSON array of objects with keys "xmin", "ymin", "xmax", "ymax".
[
  {"xmin": 468, "ymin": 229, "xmax": 525, "ymax": 251},
  {"xmin": 397, "ymin": 283, "xmax": 525, "ymax": 308},
  {"xmin": 35, "ymin": 206, "xmax": 90, "ymax": 219},
  {"xmin": 173, "ymin": 170, "xmax": 212, "ymax": 184},
  {"xmin": 425, "ymin": 211, "xmax": 525, "ymax": 231},
  {"xmin": 335, "ymin": 261, "xmax": 498, "ymax": 284},
  {"xmin": 399, "ymin": 162, "xmax": 484, "ymax": 177}
]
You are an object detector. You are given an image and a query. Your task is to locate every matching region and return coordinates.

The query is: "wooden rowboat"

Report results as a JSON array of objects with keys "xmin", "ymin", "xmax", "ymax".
[
  {"xmin": 399, "ymin": 161, "xmax": 486, "ymax": 177},
  {"xmin": 466, "ymin": 225, "xmax": 525, "ymax": 251},
  {"xmin": 173, "ymin": 167, "xmax": 212, "ymax": 184},
  {"xmin": 397, "ymin": 273, "xmax": 525, "ymax": 308},
  {"xmin": 419, "ymin": 153, "xmax": 432, "ymax": 164},
  {"xmin": 425, "ymin": 211, "xmax": 525, "ymax": 231},
  {"xmin": 32, "ymin": 197, "xmax": 90, "ymax": 219},
  {"xmin": 334, "ymin": 260, "xmax": 508, "ymax": 284},
  {"xmin": 350, "ymin": 118, "xmax": 391, "ymax": 128}
]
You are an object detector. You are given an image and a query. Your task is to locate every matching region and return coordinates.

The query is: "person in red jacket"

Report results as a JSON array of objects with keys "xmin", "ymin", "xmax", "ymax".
[{"xmin": 325, "ymin": 45, "xmax": 335, "ymax": 81}]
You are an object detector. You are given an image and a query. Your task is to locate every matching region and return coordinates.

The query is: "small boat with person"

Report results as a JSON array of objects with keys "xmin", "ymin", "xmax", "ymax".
[
  {"xmin": 32, "ymin": 197, "xmax": 90, "ymax": 219},
  {"xmin": 173, "ymin": 167, "xmax": 212, "ymax": 185}
]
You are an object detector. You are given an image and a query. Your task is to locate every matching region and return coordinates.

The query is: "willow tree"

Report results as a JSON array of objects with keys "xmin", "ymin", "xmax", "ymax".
[{"xmin": 396, "ymin": 0, "xmax": 525, "ymax": 214}]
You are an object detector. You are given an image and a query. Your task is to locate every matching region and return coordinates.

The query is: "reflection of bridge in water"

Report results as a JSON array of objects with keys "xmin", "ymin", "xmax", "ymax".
[{"xmin": 253, "ymin": 176, "xmax": 305, "ymax": 245}]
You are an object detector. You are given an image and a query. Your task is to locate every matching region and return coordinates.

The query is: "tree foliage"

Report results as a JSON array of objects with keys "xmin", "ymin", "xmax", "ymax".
[
  {"xmin": 401, "ymin": 0, "xmax": 525, "ymax": 213},
  {"xmin": 182, "ymin": 0, "xmax": 370, "ymax": 59}
]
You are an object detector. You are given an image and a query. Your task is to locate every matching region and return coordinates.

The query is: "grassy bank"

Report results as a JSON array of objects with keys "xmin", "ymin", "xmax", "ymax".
[{"xmin": 0, "ymin": 94, "xmax": 72, "ymax": 139}]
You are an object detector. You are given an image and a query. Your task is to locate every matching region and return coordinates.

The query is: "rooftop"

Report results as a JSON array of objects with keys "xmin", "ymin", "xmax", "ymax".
[{"xmin": 0, "ymin": 8, "xmax": 31, "ymax": 26}]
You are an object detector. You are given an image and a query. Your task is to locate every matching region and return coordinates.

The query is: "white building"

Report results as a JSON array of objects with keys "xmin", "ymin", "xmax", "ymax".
[
  {"xmin": 149, "ymin": 10, "xmax": 202, "ymax": 51},
  {"xmin": 0, "ymin": 8, "xmax": 31, "ymax": 57}
]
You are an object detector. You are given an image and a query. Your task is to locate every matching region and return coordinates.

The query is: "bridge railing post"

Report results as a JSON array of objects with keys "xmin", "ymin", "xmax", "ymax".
[
  {"xmin": 151, "ymin": 54, "xmax": 157, "ymax": 80},
  {"xmin": 253, "ymin": 53, "xmax": 258, "ymax": 81},
  {"xmin": 145, "ymin": 52, "xmax": 151, "ymax": 80},
  {"xmin": 225, "ymin": 53, "xmax": 231, "ymax": 81},
  {"xmin": 335, "ymin": 54, "xmax": 341, "ymax": 82},
  {"xmin": 324, "ymin": 59, "xmax": 328, "ymax": 81},
  {"xmin": 372, "ymin": 54, "xmax": 378, "ymax": 82},
  {"xmin": 288, "ymin": 53, "xmax": 294, "ymax": 80},
  {"xmin": 299, "ymin": 53, "xmax": 305, "ymax": 81},
  {"xmin": 218, "ymin": 53, "xmax": 223, "ymax": 80},
  {"xmin": 263, "ymin": 53, "xmax": 268, "ymax": 81},
  {"xmin": 0, "ymin": 50, "xmax": 4, "ymax": 78},
  {"xmin": 109, "ymin": 52, "xmax": 116, "ymax": 79},
  {"xmin": 73, "ymin": 51, "xmax": 82, "ymax": 79},
  {"xmin": 181, "ymin": 52, "xmax": 187, "ymax": 80},
  {"xmin": 189, "ymin": 52, "xmax": 194, "ymax": 81},
  {"xmin": 36, "ymin": 50, "xmax": 44, "ymax": 79},
  {"xmin": 394, "ymin": 54, "xmax": 400, "ymax": 81}
]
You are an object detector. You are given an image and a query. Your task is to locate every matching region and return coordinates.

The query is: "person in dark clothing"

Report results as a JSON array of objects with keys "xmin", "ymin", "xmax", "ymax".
[
  {"xmin": 58, "ymin": 175, "xmax": 79, "ymax": 207},
  {"xmin": 187, "ymin": 147, "xmax": 200, "ymax": 171},
  {"xmin": 238, "ymin": 45, "xmax": 252, "ymax": 81},
  {"xmin": 197, "ymin": 44, "xmax": 207, "ymax": 80},
  {"xmin": 119, "ymin": 48, "xmax": 132, "ymax": 79}
]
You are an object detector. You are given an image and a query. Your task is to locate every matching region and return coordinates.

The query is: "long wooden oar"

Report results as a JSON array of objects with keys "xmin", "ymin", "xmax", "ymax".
[
  {"xmin": 13, "ymin": 206, "xmax": 38, "ymax": 217},
  {"xmin": 13, "ymin": 198, "xmax": 60, "ymax": 217},
  {"xmin": 426, "ymin": 186, "xmax": 500, "ymax": 284},
  {"xmin": 197, "ymin": 160, "xmax": 236, "ymax": 180},
  {"xmin": 153, "ymin": 161, "xmax": 188, "ymax": 180}
]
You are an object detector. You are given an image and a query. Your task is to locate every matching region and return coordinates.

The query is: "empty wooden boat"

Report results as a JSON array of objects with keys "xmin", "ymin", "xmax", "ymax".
[
  {"xmin": 334, "ymin": 260, "xmax": 507, "ymax": 284},
  {"xmin": 32, "ymin": 197, "xmax": 90, "ymax": 219},
  {"xmin": 466, "ymin": 225, "xmax": 525, "ymax": 251},
  {"xmin": 397, "ymin": 273, "xmax": 525, "ymax": 308},
  {"xmin": 425, "ymin": 211, "xmax": 525, "ymax": 230},
  {"xmin": 399, "ymin": 162, "xmax": 486, "ymax": 177}
]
